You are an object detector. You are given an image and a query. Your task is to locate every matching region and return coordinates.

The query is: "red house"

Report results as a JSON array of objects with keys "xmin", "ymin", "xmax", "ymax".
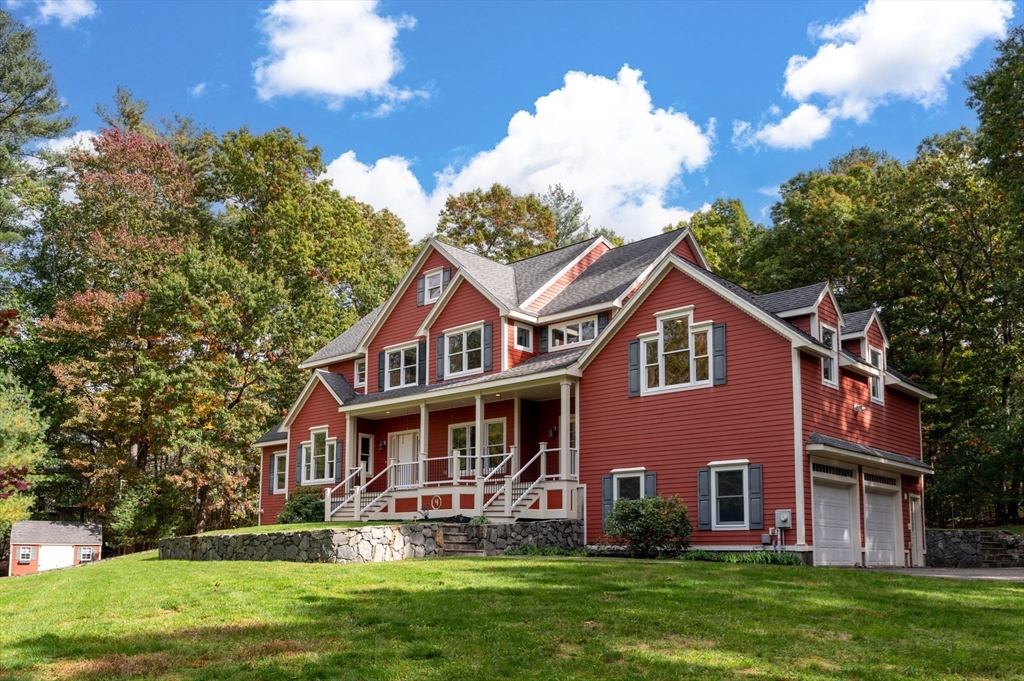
[{"xmin": 254, "ymin": 228, "xmax": 934, "ymax": 567}]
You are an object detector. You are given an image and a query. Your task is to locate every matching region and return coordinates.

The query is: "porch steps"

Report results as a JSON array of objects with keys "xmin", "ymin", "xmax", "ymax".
[
  {"xmin": 481, "ymin": 489, "xmax": 542, "ymax": 521},
  {"xmin": 980, "ymin": 536, "xmax": 1018, "ymax": 568},
  {"xmin": 441, "ymin": 525, "xmax": 486, "ymax": 557}
]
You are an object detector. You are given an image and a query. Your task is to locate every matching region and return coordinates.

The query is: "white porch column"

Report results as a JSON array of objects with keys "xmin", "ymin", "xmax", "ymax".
[
  {"xmin": 559, "ymin": 380, "xmax": 571, "ymax": 480},
  {"xmin": 513, "ymin": 396, "xmax": 521, "ymax": 470},
  {"xmin": 474, "ymin": 393, "xmax": 485, "ymax": 478},
  {"xmin": 345, "ymin": 413, "xmax": 357, "ymax": 473},
  {"xmin": 419, "ymin": 402, "xmax": 429, "ymax": 485}
]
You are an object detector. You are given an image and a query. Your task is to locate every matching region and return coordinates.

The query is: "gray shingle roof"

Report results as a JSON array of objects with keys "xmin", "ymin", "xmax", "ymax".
[
  {"xmin": 807, "ymin": 432, "xmax": 932, "ymax": 472},
  {"xmin": 318, "ymin": 370, "xmax": 357, "ymax": 403},
  {"xmin": 345, "ymin": 346, "xmax": 585, "ymax": 406},
  {"xmin": 755, "ymin": 282, "xmax": 828, "ymax": 314},
  {"xmin": 433, "ymin": 240, "xmax": 521, "ymax": 311},
  {"xmin": 841, "ymin": 308, "xmax": 876, "ymax": 336},
  {"xmin": 538, "ymin": 231, "xmax": 682, "ymax": 315},
  {"xmin": 886, "ymin": 366, "xmax": 929, "ymax": 393},
  {"xmin": 508, "ymin": 238, "xmax": 600, "ymax": 305},
  {"xmin": 302, "ymin": 304, "xmax": 384, "ymax": 366},
  {"xmin": 11, "ymin": 521, "xmax": 102, "ymax": 545},
  {"xmin": 255, "ymin": 421, "xmax": 286, "ymax": 444}
]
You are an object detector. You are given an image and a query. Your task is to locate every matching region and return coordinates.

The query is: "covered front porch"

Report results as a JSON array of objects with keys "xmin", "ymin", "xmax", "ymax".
[{"xmin": 324, "ymin": 377, "xmax": 583, "ymax": 523}]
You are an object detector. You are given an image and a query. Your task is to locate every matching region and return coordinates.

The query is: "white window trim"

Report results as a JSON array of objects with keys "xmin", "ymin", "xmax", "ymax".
[
  {"xmin": 424, "ymin": 267, "xmax": 444, "ymax": 304},
  {"xmin": 448, "ymin": 418, "xmax": 507, "ymax": 472},
  {"xmin": 273, "ymin": 451, "xmax": 287, "ymax": 494},
  {"xmin": 384, "ymin": 342, "xmax": 420, "ymax": 391},
  {"xmin": 868, "ymin": 345, "xmax": 884, "ymax": 404},
  {"xmin": 549, "ymin": 315, "xmax": 599, "ymax": 350},
  {"xmin": 445, "ymin": 323, "xmax": 485, "ymax": 380},
  {"xmin": 354, "ymin": 359, "xmax": 366, "ymax": 388},
  {"xmin": 514, "ymin": 323, "xmax": 533, "ymax": 352},
  {"xmin": 80, "ymin": 546, "xmax": 94, "ymax": 562},
  {"xmin": 710, "ymin": 462, "xmax": 749, "ymax": 531},
  {"xmin": 611, "ymin": 467, "xmax": 647, "ymax": 501},
  {"xmin": 358, "ymin": 433, "xmax": 374, "ymax": 476},
  {"xmin": 820, "ymin": 323, "xmax": 839, "ymax": 389},
  {"xmin": 17, "ymin": 546, "xmax": 32, "ymax": 563},
  {"xmin": 639, "ymin": 308, "xmax": 714, "ymax": 396},
  {"xmin": 301, "ymin": 428, "xmax": 338, "ymax": 485}
]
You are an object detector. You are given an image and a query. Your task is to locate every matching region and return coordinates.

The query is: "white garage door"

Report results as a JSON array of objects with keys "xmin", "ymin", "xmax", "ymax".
[
  {"xmin": 37, "ymin": 545, "xmax": 75, "ymax": 572},
  {"xmin": 864, "ymin": 490, "xmax": 897, "ymax": 566},
  {"xmin": 813, "ymin": 482, "xmax": 854, "ymax": 566}
]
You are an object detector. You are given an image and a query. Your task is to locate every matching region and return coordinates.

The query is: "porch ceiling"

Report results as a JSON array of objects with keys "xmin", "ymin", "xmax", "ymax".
[{"xmin": 346, "ymin": 380, "xmax": 566, "ymax": 421}]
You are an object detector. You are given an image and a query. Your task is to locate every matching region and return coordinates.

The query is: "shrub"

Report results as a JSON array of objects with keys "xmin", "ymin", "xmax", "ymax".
[
  {"xmin": 503, "ymin": 545, "xmax": 587, "ymax": 557},
  {"xmin": 469, "ymin": 515, "xmax": 490, "ymax": 525},
  {"xmin": 277, "ymin": 486, "xmax": 325, "ymax": 524},
  {"xmin": 681, "ymin": 549, "xmax": 804, "ymax": 566},
  {"xmin": 680, "ymin": 548, "xmax": 720, "ymax": 562},
  {"xmin": 604, "ymin": 495, "xmax": 692, "ymax": 558}
]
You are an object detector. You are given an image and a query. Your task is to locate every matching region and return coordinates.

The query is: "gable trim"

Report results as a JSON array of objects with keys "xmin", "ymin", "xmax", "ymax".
[
  {"xmin": 841, "ymin": 309, "xmax": 890, "ymax": 348},
  {"xmin": 520, "ymin": 237, "xmax": 612, "ymax": 310},
  {"xmin": 415, "ymin": 271, "xmax": 505, "ymax": 337},
  {"xmin": 280, "ymin": 370, "xmax": 347, "ymax": 429}
]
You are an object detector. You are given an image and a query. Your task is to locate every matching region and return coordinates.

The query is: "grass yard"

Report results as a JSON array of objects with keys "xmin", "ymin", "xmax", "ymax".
[{"xmin": 1, "ymin": 554, "xmax": 1022, "ymax": 680}]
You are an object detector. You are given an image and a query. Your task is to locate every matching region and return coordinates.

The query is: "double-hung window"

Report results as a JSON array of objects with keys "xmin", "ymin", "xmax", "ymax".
[
  {"xmin": 450, "ymin": 420, "xmax": 505, "ymax": 474},
  {"xmin": 711, "ymin": 463, "xmax": 748, "ymax": 530},
  {"xmin": 301, "ymin": 430, "xmax": 336, "ymax": 484},
  {"xmin": 354, "ymin": 359, "xmax": 366, "ymax": 388},
  {"xmin": 80, "ymin": 547, "xmax": 94, "ymax": 562},
  {"xmin": 869, "ymin": 346, "xmax": 884, "ymax": 403},
  {"xmin": 385, "ymin": 344, "xmax": 418, "ymax": 390},
  {"xmin": 641, "ymin": 308, "xmax": 711, "ymax": 393},
  {"xmin": 613, "ymin": 469, "xmax": 645, "ymax": 501},
  {"xmin": 821, "ymin": 324, "xmax": 838, "ymax": 387},
  {"xmin": 17, "ymin": 546, "xmax": 32, "ymax": 563},
  {"xmin": 514, "ymin": 323, "xmax": 533, "ymax": 352},
  {"xmin": 550, "ymin": 317, "xmax": 597, "ymax": 349},
  {"xmin": 273, "ymin": 452, "xmax": 287, "ymax": 493},
  {"xmin": 424, "ymin": 269, "xmax": 444, "ymax": 304},
  {"xmin": 447, "ymin": 326, "xmax": 483, "ymax": 378}
]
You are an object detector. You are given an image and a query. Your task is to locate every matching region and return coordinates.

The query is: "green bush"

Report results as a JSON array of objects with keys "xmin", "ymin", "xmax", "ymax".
[
  {"xmin": 277, "ymin": 486, "xmax": 325, "ymax": 524},
  {"xmin": 503, "ymin": 545, "xmax": 587, "ymax": 557},
  {"xmin": 470, "ymin": 515, "xmax": 490, "ymax": 525},
  {"xmin": 681, "ymin": 549, "xmax": 804, "ymax": 566},
  {"xmin": 604, "ymin": 495, "xmax": 692, "ymax": 558},
  {"xmin": 680, "ymin": 548, "xmax": 720, "ymax": 562}
]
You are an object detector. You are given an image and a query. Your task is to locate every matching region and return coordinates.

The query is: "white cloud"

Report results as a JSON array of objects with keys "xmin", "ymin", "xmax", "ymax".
[
  {"xmin": 253, "ymin": 0, "xmax": 425, "ymax": 113},
  {"xmin": 189, "ymin": 82, "xmax": 208, "ymax": 98},
  {"xmin": 326, "ymin": 66, "xmax": 715, "ymax": 241},
  {"xmin": 34, "ymin": 0, "xmax": 98, "ymax": 27},
  {"xmin": 735, "ymin": 0, "xmax": 1013, "ymax": 149},
  {"xmin": 37, "ymin": 129, "xmax": 96, "ymax": 154}
]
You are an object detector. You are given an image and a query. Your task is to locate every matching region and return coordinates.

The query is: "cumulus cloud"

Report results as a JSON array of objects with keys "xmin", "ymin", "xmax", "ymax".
[
  {"xmin": 34, "ymin": 0, "xmax": 98, "ymax": 27},
  {"xmin": 326, "ymin": 66, "xmax": 715, "ymax": 241},
  {"xmin": 734, "ymin": 0, "xmax": 1013, "ymax": 150},
  {"xmin": 253, "ymin": 0, "xmax": 425, "ymax": 113},
  {"xmin": 37, "ymin": 129, "xmax": 96, "ymax": 155}
]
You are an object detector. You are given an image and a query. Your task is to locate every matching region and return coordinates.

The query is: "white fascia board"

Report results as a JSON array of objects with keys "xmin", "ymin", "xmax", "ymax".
[
  {"xmin": 839, "ymin": 353, "xmax": 882, "ymax": 377},
  {"xmin": 823, "ymin": 286, "xmax": 846, "ymax": 330},
  {"xmin": 805, "ymin": 443, "xmax": 933, "ymax": 475},
  {"xmin": 519, "ymin": 237, "xmax": 612, "ymax": 310},
  {"xmin": 298, "ymin": 351, "xmax": 362, "ymax": 371},
  {"xmin": 884, "ymin": 373, "xmax": 936, "ymax": 400},
  {"xmin": 281, "ymin": 371, "xmax": 345, "ymax": 428},
  {"xmin": 682, "ymin": 229, "xmax": 712, "ymax": 270},
  {"xmin": 254, "ymin": 439, "xmax": 288, "ymax": 447},
  {"xmin": 416, "ymin": 270, "xmax": 510, "ymax": 338},
  {"xmin": 535, "ymin": 302, "xmax": 619, "ymax": 325},
  {"xmin": 776, "ymin": 306, "xmax": 817, "ymax": 319}
]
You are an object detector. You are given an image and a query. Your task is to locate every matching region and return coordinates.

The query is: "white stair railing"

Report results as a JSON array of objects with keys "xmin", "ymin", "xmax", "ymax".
[
  {"xmin": 324, "ymin": 467, "xmax": 363, "ymax": 519},
  {"xmin": 480, "ymin": 449, "xmax": 516, "ymax": 511},
  {"xmin": 359, "ymin": 463, "xmax": 395, "ymax": 516},
  {"xmin": 509, "ymin": 444, "xmax": 558, "ymax": 511}
]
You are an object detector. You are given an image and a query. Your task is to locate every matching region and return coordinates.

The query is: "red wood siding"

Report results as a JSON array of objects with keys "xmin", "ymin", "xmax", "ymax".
[
  {"xmin": 817, "ymin": 293, "xmax": 839, "ymax": 334},
  {"xmin": 326, "ymin": 359, "xmax": 362, "ymax": 394},
  {"xmin": 789, "ymin": 314, "xmax": 812, "ymax": 335},
  {"xmin": 428, "ymin": 278, "xmax": 500, "ymax": 382},
  {"xmin": 672, "ymin": 236, "xmax": 699, "ymax": 265},
  {"xmin": 901, "ymin": 473, "xmax": 923, "ymax": 552},
  {"xmin": 842, "ymin": 338, "xmax": 863, "ymax": 357},
  {"xmin": 525, "ymin": 242, "xmax": 610, "ymax": 312},
  {"xmin": 580, "ymin": 266, "xmax": 796, "ymax": 545},
  {"xmin": 367, "ymin": 249, "xmax": 456, "ymax": 392},
  {"xmin": 507, "ymin": 319, "xmax": 534, "ymax": 369},
  {"xmin": 867, "ymin": 318, "xmax": 885, "ymax": 352},
  {"xmin": 259, "ymin": 444, "xmax": 288, "ymax": 525}
]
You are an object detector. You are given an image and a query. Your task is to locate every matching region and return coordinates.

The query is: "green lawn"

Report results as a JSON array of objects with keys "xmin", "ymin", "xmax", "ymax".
[{"xmin": 1, "ymin": 553, "xmax": 1022, "ymax": 680}]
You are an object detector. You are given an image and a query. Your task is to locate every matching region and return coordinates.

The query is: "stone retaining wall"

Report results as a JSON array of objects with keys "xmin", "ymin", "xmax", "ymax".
[
  {"xmin": 158, "ymin": 519, "xmax": 583, "ymax": 564},
  {"xmin": 925, "ymin": 530, "xmax": 1024, "ymax": 568}
]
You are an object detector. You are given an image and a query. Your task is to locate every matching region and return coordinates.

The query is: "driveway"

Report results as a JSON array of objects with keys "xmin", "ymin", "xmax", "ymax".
[{"xmin": 876, "ymin": 567, "xmax": 1024, "ymax": 582}]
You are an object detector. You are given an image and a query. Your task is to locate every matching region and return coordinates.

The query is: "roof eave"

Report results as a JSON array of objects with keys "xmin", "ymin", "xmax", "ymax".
[
  {"xmin": 806, "ymin": 443, "xmax": 934, "ymax": 475},
  {"xmin": 298, "ymin": 351, "xmax": 362, "ymax": 370},
  {"xmin": 884, "ymin": 373, "xmax": 936, "ymax": 400}
]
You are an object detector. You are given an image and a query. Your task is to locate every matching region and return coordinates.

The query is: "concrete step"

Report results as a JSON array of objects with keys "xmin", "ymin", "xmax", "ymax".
[{"xmin": 445, "ymin": 548, "xmax": 486, "ymax": 557}]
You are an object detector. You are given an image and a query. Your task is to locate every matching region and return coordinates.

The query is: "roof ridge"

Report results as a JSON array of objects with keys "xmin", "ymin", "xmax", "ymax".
[{"xmin": 506, "ymin": 236, "xmax": 601, "ymax": 264}]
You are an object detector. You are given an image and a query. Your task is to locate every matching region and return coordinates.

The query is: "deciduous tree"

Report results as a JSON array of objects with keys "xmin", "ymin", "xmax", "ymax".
[{"xmin": 436, "ymin": 183, "xmax": 555, "ymax": 262}]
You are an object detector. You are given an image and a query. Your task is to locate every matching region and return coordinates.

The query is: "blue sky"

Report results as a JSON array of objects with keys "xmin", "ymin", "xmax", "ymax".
[{"xmin": 4, "ymin": 0, "xmax": 1018, "ymax": 241}]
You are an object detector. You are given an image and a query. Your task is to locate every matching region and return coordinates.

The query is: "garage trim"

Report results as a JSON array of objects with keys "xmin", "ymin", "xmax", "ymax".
[{"xmin": 810, "ymin": 456, "xmax": 861, "ymax": 567}]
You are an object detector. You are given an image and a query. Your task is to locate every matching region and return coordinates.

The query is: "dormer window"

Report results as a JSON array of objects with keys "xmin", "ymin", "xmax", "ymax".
[
  {"xmin": 550, "ymin": 317, "xmax": 597, "ymax": 349},
  {"xmin": 424, "ymin": 269, "xmax": 444, "ymax": 304},
  {"xmin": 821, "ymin": 324, "xmax": 838, "ymax": 388},
  {"xmin": 869, "ymin": 346, "xmax": 884, "ymax": 403}
]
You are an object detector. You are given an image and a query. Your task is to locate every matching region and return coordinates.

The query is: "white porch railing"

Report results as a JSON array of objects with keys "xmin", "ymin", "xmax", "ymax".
[
  {"xmin": 509, "ymin": 444, "xmax": 558, "ymax": 511},
  {"xmin": 569, "ymin": 447, "xmax": 578, "ymax": 480},
  {"xmin": 480, "ymin": 450, "xmax": 516, "ymax": 510},
  {"xmin": 324, "ymin": 467, "xmax": 362, "ymax": 518},
  {"xmin": 359, "ymin": 463, "xmax": 395, "ymax": 516},
  {"xmin": 392, "ymin": 460, "xmax": 419, "ymax": 489}
]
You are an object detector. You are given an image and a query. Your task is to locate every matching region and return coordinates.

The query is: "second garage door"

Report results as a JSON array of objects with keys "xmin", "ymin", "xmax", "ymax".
[
  {"xmin": 813, "ymin": 482, "xmax": 854, "ymax": 566},
  {"xmin": 864, "ymin": 490, "xmax": 898, "ymax": 566}
]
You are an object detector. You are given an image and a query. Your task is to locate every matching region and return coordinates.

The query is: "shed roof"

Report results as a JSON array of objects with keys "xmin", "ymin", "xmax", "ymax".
[
  {"xmin": 807, "ymin": 432, "xmax": 932, "ymax": 472},
  {"xmin": 11, "ymin": 521, "xmax": 102, "ymax": 545}
]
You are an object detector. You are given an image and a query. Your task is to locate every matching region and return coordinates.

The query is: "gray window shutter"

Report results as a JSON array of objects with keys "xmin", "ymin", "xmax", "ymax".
[
  {"xmin": 416, "ymin": 275, "xmax": 425, "ymax": 306},
  {"xmin": 602, "ymin": 475, "xmax": 613, "ymax": 530},
  {"xmin": 748, "ymin": 464, "xmax": 764, "ymax": 530},
  {"xmin": 417, "ymin": 340, "xmax": 427, "ymax": 384},
  {"xmin": 628, "ymin": 340, "xmax": 640, "ymax": 397},
  {"xmin": 335, "ymin": 442, "xmax": 344, "ymax": 482},
  {"xmin": 644, "ymin": 471, "xmax": 657, "ymax": 498},
  {"xmin": 713, "ymin": 323, "xmax": 727, "ymax": 385},
  {"xmin": 538, "ymin": 326, "xmax": 548, "ymax": 353},
  {"xmin": 442, "ymin": 268, "xmax": 451, "ymax": 288},
  {"xmin": 483, "ymin": 322, "xmax": 493, "ymax": 371},
  {"xmin": 268, "ymin": 453, "xmax": 275, "ymax": 494},
  {"xmin": 697, "ymin": 468, "xmax": 711, "ymax": 530},
  {"xmin": 295, "ymin": 445, "xmax": 303, "ymax": 486},
  {"xmin": 436, "ymin": 334, "xmax": 445, "ymax": 380},
  {"xmin": 377, "ymin": 351, "xmax": 385, "ymax": 392},
  {"xmin": 597, "ymin": 312, "xmax": 609, "ymax": 334}
]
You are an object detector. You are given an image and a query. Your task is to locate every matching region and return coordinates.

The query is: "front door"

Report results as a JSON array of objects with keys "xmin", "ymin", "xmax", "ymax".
[
  {"xmin": 389, "ymin": 431, "xmax": 420, "ymax": 488},
  {"xmin": 909, "ymin": 495, "xmax": 923, "ymax": 567}
]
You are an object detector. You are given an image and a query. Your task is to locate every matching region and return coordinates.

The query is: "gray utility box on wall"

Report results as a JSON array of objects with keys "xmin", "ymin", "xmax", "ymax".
[{"xmin": 775, "ymin": 509, "xmax": 793, "ymax": 529}]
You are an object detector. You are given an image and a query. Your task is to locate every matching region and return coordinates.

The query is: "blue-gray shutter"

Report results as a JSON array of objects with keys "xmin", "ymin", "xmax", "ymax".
[
  {"xmin": 627, "ymin": 339, "xmax": 641, "ymax": 397},
  {"xmin": 295, "ymin": 445, "xmax": 303, "ymax": 486},
  {"xmin": 442, "ymin": 268, "xmax": 451, "ymax": 289},
  {"xmin": 416, "ymin": 275, "xmax": 425, "ymax": 306},
  {"xmin": 713, "ymin": 323, "xmax": 727, "ymax": 385},
  {"xmin": 538, "ymin": 326, "xmax": 548, "ymax": 353},
  {"xmin": 748, "ymin": 464, "xmax": 763, "ymax": 530},
  {"xmin": 334, "ymin": 441, "xmax": 343, "ymax": 482},
  {"xmin": 597, "ymin": 312, "xmax": 609, "ymax": 334},
  {"xmin": 417, "ymin": 340, "xmax": 426, "ymax": 384},
  {"xmin": 602, "ymin": 475, "xmax": 613, "ymax": 529},
  {"xmin": 697, "ymin": 468, "xmax": 711, "ymax": 530},
  {"xmin": 482, "ymin": 322, "xmax": 493, "ymax": 371},
  {"xmin": 436, "ymin": 334, "xmax": 445, "ymax": 380},
  {"xmin": 377, "ymin": 351, "xmax": 385, "ymax": 392},
  {"xmin": 267, "ymin": 453, "xmax": 275, "ymax": 494},
  {"xmin": 644, "ymin": 471, "xmax": 657, "ymax": 498}
]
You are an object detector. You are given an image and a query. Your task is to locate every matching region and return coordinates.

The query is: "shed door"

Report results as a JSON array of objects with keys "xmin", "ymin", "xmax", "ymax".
[
  {"xmin": 37, "ymin": 545, "xmax": 75, "ymax": 572},
  {"xmin": 812, "ymin": 481, "xmax": 854, "ymax": 566},
  {"xmin": 864, "ymin": 490, "xmax": 898, "ymax": 566}
]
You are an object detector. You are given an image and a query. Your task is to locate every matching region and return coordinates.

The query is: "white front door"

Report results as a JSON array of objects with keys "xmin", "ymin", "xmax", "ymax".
[
  {"xmin": 864, "ymin": 490, "xmax": 898, "ymax": 566},
  {"xmin": 909, "ymin": 495, "xmax": 923, "ymax": 567},
  {"xmin": 389, "ymin": 431, "xmax": 419, "ymax": 464},
  {"xmin": 813, "ymin": 481, "xmax": 855, "ymax": 566},
  {"xmin": 37, "ymin": 545, "xmax": 75, "ymax": 572}
]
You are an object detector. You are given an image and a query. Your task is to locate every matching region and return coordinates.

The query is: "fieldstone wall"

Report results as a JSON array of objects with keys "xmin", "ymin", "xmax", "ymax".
[
  {"xmin": 157, "ymin": 519, "xmax": 582, "ymax": 564},
  {"xmin": 926, "ymin": 530, "xmax": 1024, "ymax": 568}
]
